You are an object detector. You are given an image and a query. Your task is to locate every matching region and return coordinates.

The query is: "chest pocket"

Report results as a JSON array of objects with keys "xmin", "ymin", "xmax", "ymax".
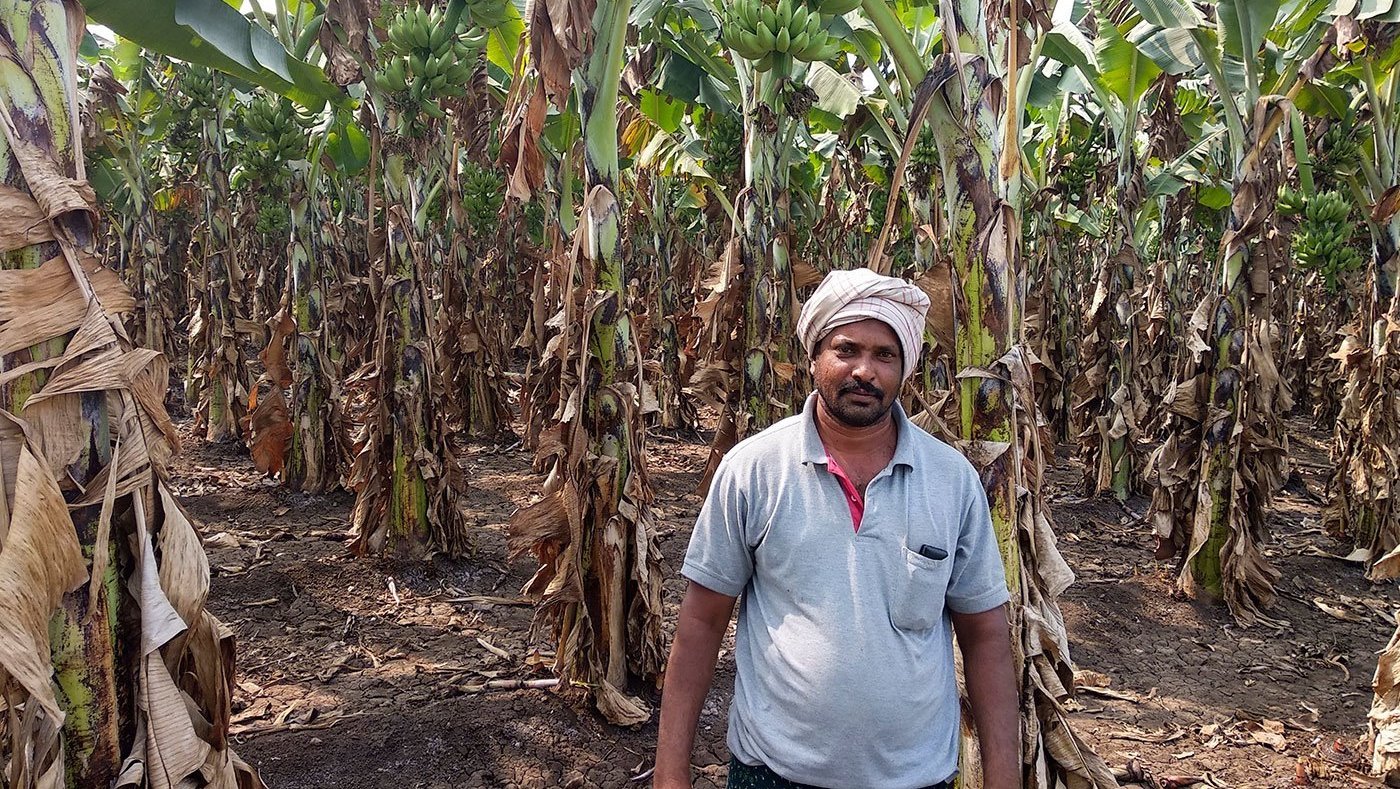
[{"xmin": 890, "ymin": 545, "xmax": 953, "ymax": 631}]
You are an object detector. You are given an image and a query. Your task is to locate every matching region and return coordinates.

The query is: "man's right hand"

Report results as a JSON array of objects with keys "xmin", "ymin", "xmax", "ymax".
[{"xmin": 653, "ymin": 581, "xmax": 738, "ymax": 788}]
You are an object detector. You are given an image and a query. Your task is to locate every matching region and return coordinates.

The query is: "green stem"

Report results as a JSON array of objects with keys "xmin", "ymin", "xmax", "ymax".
[
  {"xmin": 1290, "ymin": 107, "xmax": 1314, "ymax": 195},
  {"xmin": 1365, "ymin": 60, "xmax": 1395, "ymax": 179},
  {"xmin": 860, "ymin": 0, "xmax": 925, "ymax": 84}
]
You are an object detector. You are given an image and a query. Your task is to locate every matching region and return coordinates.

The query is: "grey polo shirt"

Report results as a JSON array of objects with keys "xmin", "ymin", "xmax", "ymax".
[{"xmin": 681, "ymin": 393, "xmax": 1009, "ymax": 789}]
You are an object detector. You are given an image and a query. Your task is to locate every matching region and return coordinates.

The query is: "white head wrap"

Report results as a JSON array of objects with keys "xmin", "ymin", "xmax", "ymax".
[{"xmin": 796, "ymin": 268, "xmax": 930, "ymax": 381}]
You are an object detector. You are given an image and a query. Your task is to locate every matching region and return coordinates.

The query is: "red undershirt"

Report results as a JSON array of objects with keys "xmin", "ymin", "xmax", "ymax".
[{"xmin": 823, "ymin": 446, "xmax": 865, "ymax": 532}]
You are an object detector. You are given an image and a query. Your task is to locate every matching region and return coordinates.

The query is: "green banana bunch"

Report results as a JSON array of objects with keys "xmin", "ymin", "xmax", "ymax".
[
  {"xmin": 1276, "ymin": 186, "xmax": 1306, "ymax": 217},
  {"xmin": 1173, "ymin": 87, "xmax": 1210, "ymax": 117},
  {"xmin": 722, "ymin": 0, "xmax": 842, "ymax": 68},
  {"xmin": 165, "ymin": 115, "xmax": 201, "ymax": 156},
  {"xmin": 1316, "ymin": 120, "xmax": 1363, "ymax": 181},
  {"xmin": 180, "ymin": 65, "xmax": 216, "ymax": 106},
  {"xmin": 909, "ymin": 125, "xmax": 938, "ymax": 191},
  {"xmin": 1291, "ymin": 189, "xmax": 1364, "ymax": 290},
  {"xmin": 721, "ymin": 0, "xmax": 775, "ymax": 60},
  {"xmin": 374, "ymin": 5, "xmax": 485, "ymax": 135},
  {"xmin": 241, "ymin": 97, "xmax": 309, "ymax": 163},
  {"xmin": 706, "ymin": 112, "xmax": 744, "ymax": 180},
  {"xmin": 384, "ymin": 5, "xmax": 434, "ymax": 53},
  {"xmin": 911, "ymin": 126, "xmax": 938, "ymax": 167},
  {"xmin": 868, "ymin": 187, "xmax": 889, "ymax": 231},
  {"xmin": 462, "ymin": 162, "xmax": 505, "ymax": 236},
  {"xmin": 1059, "ymin": 129, "xmax": 1102, "ymax": 204},
  {"xmin": 254, "ymin": 199, "xmax": 290, "ymax": 237},
  {"xmin": 1304, "ymin": 190, "xmax": 1351, "ymax": 224},
  {"xmin": 466, "ymin": 0, "xmax": 510, "ymax": 28}
]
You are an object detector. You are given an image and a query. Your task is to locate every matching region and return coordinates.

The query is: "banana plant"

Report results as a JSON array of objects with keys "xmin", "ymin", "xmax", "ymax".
[
  {"xmin": 345, "ymin": 3, "xmax": 481, "ymax": 557},
  {"xmin": 83, "ymin": 54, "xmax": 181, "ymax": 360},
  {"xmin": 1320, "ymin": 14, "xmax": 1400, "ymax": 578},
  {"xmin": 714, "ymin": 0, "xmax": 852, "ymax": 439},
  {"xmin": 645, "ymin": 0, "xmax": 874, "ymax": 462},
  {"xmin": 1, "ymin": 3, "xmax": 266, "ymax": 786},
  {"xmin": 619, "ymin": 88, "xmax": 725, "ymax": 432},
  {"xmin": 1309, "ymin": 16, "xmax": 1400, "ymax": 780},
  {"xmin": 184, "ymin": 64, "xmax": 250, "ymax": 443},
  {"xmin": 248, "ymin": 95, "xmax": 346, "ymax": 494},
  {"xmin": 184, "ymin": 0, "xmax": 370, "ymax": 493},
  {"xmin": 1135, "ymin": 79, "xmax": 1223, "ymax": 462},
  {"xmin": 1132, "ymin": 0, "xmax": 1330, "ymax": 622},
  {"xmin": 509, "ymin": 0, "xmax": 666, "ymax": 725},
  {"xmin": 1022, "ymin": 93, "xmax": 1093, "ymax": 445},
  {"xmin": 438, "ymin": 156, "xmax": 514, "ymax": 439},
  {"xmin": 1059, "ymin": 7, "xmax": 1162, "ymax": 500}
]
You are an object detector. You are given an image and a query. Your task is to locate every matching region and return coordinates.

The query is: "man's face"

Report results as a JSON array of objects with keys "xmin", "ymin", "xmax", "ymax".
[{"xmin": 810, "ymin": 319, "xmax": 903, "ymax": 428}]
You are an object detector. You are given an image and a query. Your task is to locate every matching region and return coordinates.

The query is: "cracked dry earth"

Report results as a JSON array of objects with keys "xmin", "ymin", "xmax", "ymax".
[{"xmin": 170, "ymin": 416, "xmax": 1395, "ymax": 788}]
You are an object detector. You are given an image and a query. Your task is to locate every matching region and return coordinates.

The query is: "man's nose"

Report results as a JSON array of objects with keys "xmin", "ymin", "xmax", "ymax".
[{"xmin": 850, "ymin": 355, "xmax": 876, "ymax": 381}]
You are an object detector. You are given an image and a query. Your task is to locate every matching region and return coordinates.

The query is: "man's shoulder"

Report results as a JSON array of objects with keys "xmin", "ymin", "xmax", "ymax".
[{"xmin": 901, "ymin": 419, "xmax": 980, "ymax": 480}]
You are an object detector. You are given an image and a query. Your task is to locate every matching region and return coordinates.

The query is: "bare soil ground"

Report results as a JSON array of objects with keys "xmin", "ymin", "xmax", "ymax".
[{"xmin": 172, "ymin": 415, "xmax": 1396, "ymax": 789}]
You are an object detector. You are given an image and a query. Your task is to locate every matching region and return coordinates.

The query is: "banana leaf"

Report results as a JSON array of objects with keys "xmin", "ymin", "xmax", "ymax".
[
  {"xmin": 1130, "ymin": 0, "xmax": 1205, "ymax": 30},
  {"xmin": 84, "ymin": 0, "xmax": 342, "ymax": 110},
  {"xmin": 1096, "ymin": 19, "xmax": 1162, "ymax": 104},
  {"xmin": 1216, "ymin": 0, "xmax": 1283, "ymax": 60}
]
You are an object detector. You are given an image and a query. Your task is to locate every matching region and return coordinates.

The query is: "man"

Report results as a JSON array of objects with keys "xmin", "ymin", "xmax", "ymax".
[{"xmin": 654, "ymin": 268, "xmax": 1019, "ymax": 789}]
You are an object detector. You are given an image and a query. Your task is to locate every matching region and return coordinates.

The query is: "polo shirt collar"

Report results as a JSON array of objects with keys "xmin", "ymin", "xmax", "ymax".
[{"xmin": 798, "ymin": 392, "xmax": 918, "ymax": 470}]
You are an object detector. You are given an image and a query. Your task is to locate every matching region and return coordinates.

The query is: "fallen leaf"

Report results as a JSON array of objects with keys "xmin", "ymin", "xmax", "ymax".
[
  {"xmin": 1239, "ymin": 719, "xmax": 1288, "ymax": 752},
  {"xmin": 1079, "ymin": 686, "xmax": 1143, "ymax": 702},
  {"xmin": 1313, "ymin": 597, "xmax": 1365, "ymax": 622},
  {"xmin": 1075, "ymin": 669, "xmax": 1114, "ymax": 688},
  {"xmin": 1111, "ymin": 726, "xmax": 1187, "ymax": 744},
  {"xmin": 204, "ymin": 531, "xmax": 242, "ymax": 549},
  {"xmin": 477, "ymin": 637, "xmax": 513, "ymax": 662}
]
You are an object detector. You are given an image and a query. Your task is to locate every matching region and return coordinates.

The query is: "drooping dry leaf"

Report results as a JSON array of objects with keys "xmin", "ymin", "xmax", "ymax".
[
  {"xmin": 260, "ymin": 309, "xmax": 296, "ymax": 389},
  {"xmin": 528, "ymin": 0, "xmax": 597, "ymax": 107},
  {"xmin": 23, "ymin": 390, "xmax": 86, "ymax": 478},
  {"xmin": 1372, "ymin": 185, "xmax": 1400, "ymax": 225},
  {"xmin": 242, "ymin": 384, "xmax": 292, "ymax": 476},
  {"xmin": 157, "ymin": 484, "xmax": 211, "ymax": 647},
  {"xmin": 5, "ymin": 136, "xmax": 97, "ymax": 220},
  {"xmin": 0, "ymin": 253, "xmax": 135, "ymax": 357},
  {"xmin": 320, "ymin": 0, "xmax": 374, "ymax": 85},
  {"xmin": 498, "ymin": 82, "xmax": 548, "ymax": 201},
  {"xmin": 914, "ymin": 257, "xmax": 956, "ymax": 355},
  {"xmin": 0, "ymin": 183, "xmax": 57, "ymax": 252},
  {"xmin": 0, "ymin": 426, "xmax": 89, "ymax": 720}
]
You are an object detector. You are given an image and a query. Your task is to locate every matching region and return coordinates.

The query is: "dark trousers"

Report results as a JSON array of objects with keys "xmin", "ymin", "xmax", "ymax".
[{"xmin": 726, "ymin": 757, "xmax": 952, "ymax": 789}]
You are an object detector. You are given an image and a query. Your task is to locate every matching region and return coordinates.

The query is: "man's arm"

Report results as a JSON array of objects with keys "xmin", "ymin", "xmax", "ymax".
[
  {"xmin": 654, "ymin": 581, "xmax": 738, "ymax": 789},
  {"xmin": 952, "ymin": 604, "xmax": 1019, "ymax": 789}
]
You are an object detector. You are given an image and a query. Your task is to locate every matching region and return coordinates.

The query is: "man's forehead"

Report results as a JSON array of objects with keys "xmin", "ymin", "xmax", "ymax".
[{"xmin": 824, "ymin": 320, "xmax": 900, "ymax": 347}]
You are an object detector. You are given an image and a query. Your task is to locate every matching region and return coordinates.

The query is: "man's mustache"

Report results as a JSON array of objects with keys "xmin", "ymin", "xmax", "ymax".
[{"xmin": 838, "ymin": 381, "xmax": 884, "ymax": 399}]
